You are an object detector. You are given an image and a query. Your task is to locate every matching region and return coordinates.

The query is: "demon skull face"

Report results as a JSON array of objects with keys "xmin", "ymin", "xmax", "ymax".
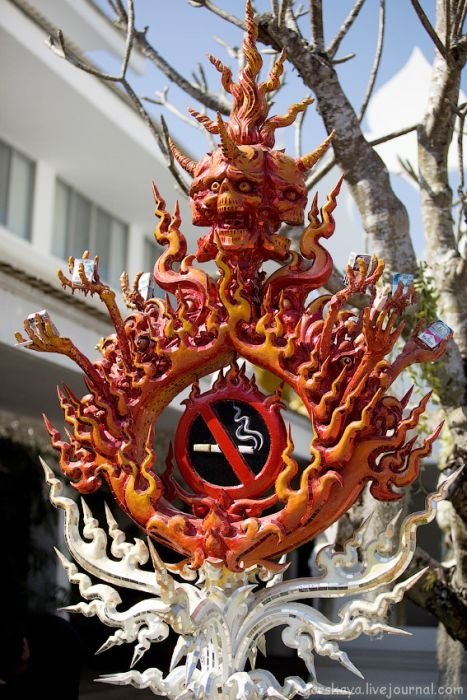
[{"xmin": 189, "ymin": 145, "xmax": 307, "ymax": 261}]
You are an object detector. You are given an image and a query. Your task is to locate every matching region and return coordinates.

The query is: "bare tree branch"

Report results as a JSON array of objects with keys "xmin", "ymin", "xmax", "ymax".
[
  {"xmin": 404, "ymin": 546, "xmax": 467, "ymax": 647},
  {"xmin": 410, "ymin": 0, "xmax": 448, "ymax": 60},
  {"xmin": 448, "ymin": 461, "xmax": 467, "ymax": 523},
  {"xmin": 279, "ymin": 0, "xmax": 291, "ymax": 27},
  {"xmin": 255, "ymin": 12, "xmax": 417, "ymax": 271},
  {"xmin": 192, "ymin": 63, "xmax": 209, "ymax": 93},
  {"xmin": 455, "ymin": 203, "xmax": 465, "ymax": 246},
  {"xmin": 332, "ymin": 53, "xmax": 356, "ymax": 65},
  {"xmin": 446, "ymin": 0, "xmax": 452, "ymax": 53},
  {"xmin": 106, "ymin": 0, "xmax": 121, "ymax": 16},
  {"xmin": 129, "ymin": 28, "xmax": 231, "ymax": 115},
  {"xmin": 452, "ymin": 0, "xmax": 467, "ymax": 37},
  {"xmin": 295, "ymin": 4, "xmax": 310, "ymax": 20},
  {"xmin": 47, "ymin": 0, "xmax": 134, "ymax": 82},
  {"xmin": 456, "ymin": 102, "xmax": 467, "ymax": 239},
  {"xmin": 187, "ymin": 0, "xmax": 244, "ymax": 29},
  {"xmin": 369, "ymin": 123, "xmax": 419, "ymax": 145},
  {"xmin": 144, "ymin": 87, "xmax": 199, "ymax": 128},
  {"xmin": 160, "ymin": 115, "xmax": 191, "ymax": 196},
  {"xmin": 88, "ymin": 0, "xmax": 232, "ymax": 115},
  {"xmin": 309, "ymin": 0, "xmax": 324, "ymax": 50},
  {"xmin": 122, "ymin": 79, "xmax": 166, "ymax": 154},
  {"xmin": 326, "ymin": 0, "xmax": 367, "ymax": 59},
  {"xmin": 358, "ymin": 0, "xmax": 385, "ymax": 123},
  {"xmin": 305, "ymin": 124, "xmax": 418, "ymax": 191},
  {"xmin": 415, "ymin": 11, "xmax": 467, "ymax": 631},
  {"xmin": 46, "ymin": 3, "xmax": 167, "ymax": 156},
  {"xmin": 294, "ymin": 97, "xmax": 308, "ymax": 157},
  {"xmin": 111, "ymin": 0, "xmax": 127, "ymax": 19},
  {"xmin": 397, "ymin": 156, "xmax": 420, "ymax": 185},
  {"xmin": 305, "ymin": 156, "xmax": 336, "ymax": 191},
  {"xmin": 418, "ymin": 1, "xmax": 467, "ymax": 361},
  {"xmin": 144, "ymin": 87, "xmax": 217, "ymax": 151},
  {"xmin": 213, "ymin": 35, "xmax": 241, "ymax": 63},
  {"xmin": 283, "ymin": 3, "xmax": 303, "ymax": 36}
]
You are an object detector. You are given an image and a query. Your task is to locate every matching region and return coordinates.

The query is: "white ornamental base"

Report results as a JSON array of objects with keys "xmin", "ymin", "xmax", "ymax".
[{"xmin": 41, "ymin": 458, "xmax": 459, "ymax": 700}]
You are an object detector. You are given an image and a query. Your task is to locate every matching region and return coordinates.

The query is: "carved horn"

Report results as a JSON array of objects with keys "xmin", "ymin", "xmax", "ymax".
[
  {"xmin": 188, "ymin": 108, "xmax": 219, "ymax": 134},
  {"xmin": 208, "ymin": 55, "xmax": 234, "ymax": 93},
  {"xmin": 261, "ymin": 97, "xmax": 314, "ymax": 145},
  {"xmin": 216, "ymin": 113, "xmax": 242, "ymax": 162},
  {"xmin": 168, "ymin": 138, "xmax": 197, "ymax": 176},
  {"xmin": 260, "ymin": 49, "xmax": 286, "ymax": 95},
  {"xmin": 297, "ymin": 130, "xmax": 336, "ymax": 172}
]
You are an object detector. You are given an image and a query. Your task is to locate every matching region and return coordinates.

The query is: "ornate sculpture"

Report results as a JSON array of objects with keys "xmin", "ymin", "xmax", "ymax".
[
  {"xmin": 16, "ymin": 2, "xmax": 455, "ymax": 696},
  {"xmin": 40, "ymin": 459, "xmax": 458, "ymax": 698}
]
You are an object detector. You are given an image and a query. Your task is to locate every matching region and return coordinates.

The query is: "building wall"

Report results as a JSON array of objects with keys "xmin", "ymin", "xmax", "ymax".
[{"xmin": 0, "ymin": 0, "xmax": 176, "ymax": 628}]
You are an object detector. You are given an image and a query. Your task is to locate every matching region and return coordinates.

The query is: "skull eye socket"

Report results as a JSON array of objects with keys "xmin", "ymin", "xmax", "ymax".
[
  {"xmin": 237, "ymin": 180, "xmax": 254, "ymax": 193},
  {"xmin": 338, "ymin": 356, "xmax": 353, "ymax": 368},
  {"xmin": 210, "ymin": 181, "xmax": 221, "ymax": 192},
  {"xmin": 136, "ymin": 336, "xmax": 150, "ymax": 352},
  {"xmin": 283, "ymin": 188, "xmax": 300, "ymax": 202}
]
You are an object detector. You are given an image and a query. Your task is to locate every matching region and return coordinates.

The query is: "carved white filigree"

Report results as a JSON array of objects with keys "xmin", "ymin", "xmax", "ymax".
[{"xmin": 41, "ymin": 458, "xmax": 461, "ymax": 700}]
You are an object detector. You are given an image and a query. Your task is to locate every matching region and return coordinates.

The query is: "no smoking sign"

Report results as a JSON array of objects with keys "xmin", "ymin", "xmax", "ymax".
[{"xmin": 175, "ymin": 375, "xmax": 287, "ymax": 499}]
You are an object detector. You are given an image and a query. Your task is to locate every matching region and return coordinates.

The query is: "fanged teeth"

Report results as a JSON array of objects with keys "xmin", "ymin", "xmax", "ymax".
[
  {"xmin": 218, "ymin": 229, "xmax": 252, "ymax": 244},
  {"xmin": 219, "ymin": 212, "xmax": 249, "ymax": 229},
  {"xmin": 222, "ymin": 222, "xmax": 246, "ymax": 229}
]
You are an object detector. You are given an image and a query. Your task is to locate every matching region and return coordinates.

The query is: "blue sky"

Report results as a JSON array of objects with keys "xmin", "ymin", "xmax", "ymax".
[
  {"xmin": 122, "ymin": 1, "xmax": 441, "ymax": 132},
  {"xmin": 94, "ymin": 1, "xmax": 442, "ymax": 145},
  {"xmin": 91, "ymin": 1, "xmax": 463, "ymax": 264}
]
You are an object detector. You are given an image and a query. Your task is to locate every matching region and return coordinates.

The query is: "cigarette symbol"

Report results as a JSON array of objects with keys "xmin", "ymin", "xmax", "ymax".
[
  {"xmin": 233, "ymin": 404, "xmax": 263, "ymax": 451},
  {"xmin": 193, "ymin": 443, "xmax": 254, "ymax": 454},
  {"xmin": 193, "ymin": 405, "xmax": 263, "ymax": 455}
]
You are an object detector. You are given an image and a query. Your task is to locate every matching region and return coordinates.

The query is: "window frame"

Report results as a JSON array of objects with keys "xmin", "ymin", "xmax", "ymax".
[
  {"xmin": 52, "ymin": 178, "xmax": 129, "ymax": 288},
  {"xmin": 0, "ymin": 137, "xmax": 35, "ymax": 241}
]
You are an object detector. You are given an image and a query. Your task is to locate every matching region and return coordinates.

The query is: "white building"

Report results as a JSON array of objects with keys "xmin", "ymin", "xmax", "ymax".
[
  {"xmin": 0, "ymin": 0, "xmax": 193, "ymax": 666},
  {"xmin": 0, "ymin": 1, "xmax": 464, "ymax": 696},
  {"xmin": 0, "ymin": 0, "xmax": 181, "ymax": 417}
]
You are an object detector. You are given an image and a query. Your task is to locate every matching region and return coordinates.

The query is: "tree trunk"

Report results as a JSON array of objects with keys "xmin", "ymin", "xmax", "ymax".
[{"xmin": 257, "ymin": 15, "xmax": 416, "ymax": 273}]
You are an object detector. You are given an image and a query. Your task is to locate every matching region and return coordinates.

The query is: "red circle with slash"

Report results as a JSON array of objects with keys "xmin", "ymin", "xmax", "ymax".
[{"xmin": 175, "ymin": 380, "xmax": 287, "ymax": 499}]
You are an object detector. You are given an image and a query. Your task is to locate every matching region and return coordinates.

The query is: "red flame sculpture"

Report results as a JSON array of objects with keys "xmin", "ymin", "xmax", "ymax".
[{"xmin": 16, "ymin": 1, "xmax": 451, "ymax": 572}]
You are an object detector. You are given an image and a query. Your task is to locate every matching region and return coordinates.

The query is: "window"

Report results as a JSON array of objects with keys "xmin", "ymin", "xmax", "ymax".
[
  {"xmin": 144, "ymin": 234, "xmax": 161, "ymax": 268},
  {"xmin": 0, "ymin": 138, "xmax": 35, "ymax": 240},
  {"xmin": 140, "ymin": 235, "xmax": 164, "ymax": 299},
  {"xmin": 52, "ymin": 179, "xmax": 128, "ymax": 288}
]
